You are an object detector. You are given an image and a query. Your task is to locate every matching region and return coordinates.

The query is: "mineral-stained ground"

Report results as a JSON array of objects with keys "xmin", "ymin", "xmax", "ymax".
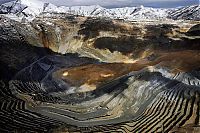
[{"xmin": 0, "ymin": 14, "xmax": 200, "ymax": 132}]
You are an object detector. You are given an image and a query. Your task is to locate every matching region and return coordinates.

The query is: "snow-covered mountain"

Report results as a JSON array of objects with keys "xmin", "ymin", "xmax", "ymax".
[
  {"xmin": 0, "ymin": 0, "xmax": 199, "ymax": 21},
  {"xmin": 56, "ymin": 5, "xmax": 168, "ymax": 20},
  {"xmin": 0, "ymin": 0, "xmax": 45, "ymax": 16},
  {"xmin": 169, "ymin": 5, "xmax": 200, "ymax": 20}
]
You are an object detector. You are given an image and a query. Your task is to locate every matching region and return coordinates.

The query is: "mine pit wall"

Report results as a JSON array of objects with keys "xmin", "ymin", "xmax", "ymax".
[
  {"xmin": 15, "ymin": 15, "xmax": 200, "ymax": 63},
  {"xmin": 1, "ymin": 15, "xmax": 200, "ymax": 132}
]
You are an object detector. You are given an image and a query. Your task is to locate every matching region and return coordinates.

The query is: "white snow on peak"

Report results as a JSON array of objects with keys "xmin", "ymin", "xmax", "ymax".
[
  {"xmin": 140, "ymin": 5, "xmax": 144, "ymax": 9},
  {"xmin": 169, "ymin": 5, "xmax": 200, "ymax": 20},
  {"xmin": 22, "ymin": 0, "xmax": 45, "ymax": 16},
  {"xmin": 20, "ymin": 0, "xmax": 44, "ymax": 8},
  {"xmin": 62, "ymin": 5, "xmax": 105, "ymax": 16},
  {"xmin": 0, "ymin": 0, "xmax": 45, "ymax": 16}
]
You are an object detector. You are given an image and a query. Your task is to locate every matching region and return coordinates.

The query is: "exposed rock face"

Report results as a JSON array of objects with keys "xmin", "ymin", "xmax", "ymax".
[
  {"xmin": 0, "ymin": 14, "xmax": 200, "ymax": 132},
  {"xmin": 1, "ymin": 14, "xmax": 199, "ymax": 63},
  {"xmin": 0, "ymin": 16, "xmax": 64, "ymax": 132}
]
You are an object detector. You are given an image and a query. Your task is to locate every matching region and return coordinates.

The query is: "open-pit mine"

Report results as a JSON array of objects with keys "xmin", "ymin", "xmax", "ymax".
[{"xmin": 0, "ymin": 8, "xmax": 200, "ymax": 133}]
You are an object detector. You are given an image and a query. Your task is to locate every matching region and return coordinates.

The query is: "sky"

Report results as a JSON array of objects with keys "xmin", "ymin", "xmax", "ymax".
[{"xmin": 0, "ymin": 0, "xmax": 199, "ymax": 8}]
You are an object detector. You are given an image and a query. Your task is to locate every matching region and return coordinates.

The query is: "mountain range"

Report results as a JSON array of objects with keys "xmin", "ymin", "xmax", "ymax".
[{"xmin": 0, "ymin": 0, "xmax": 199, "ymax": 21}]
